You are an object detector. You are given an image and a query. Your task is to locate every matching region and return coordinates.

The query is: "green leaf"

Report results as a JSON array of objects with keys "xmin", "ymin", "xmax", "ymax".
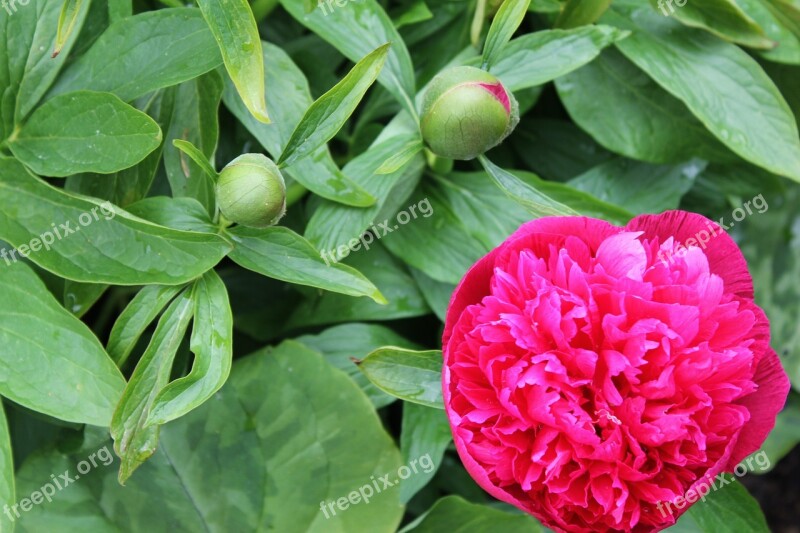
[
  {"xmin": 556, "ymin": 49, "xmax": 734, "ymax": 164},
  {"xmin": 65, "ymin": 87, "xmax": 177, "ymax": 207},
  {"xmin": 226, "ymin": 225, "xmax": 387, "ymax": 304},
  {"xmin": 656, "ymin": 0, "xmax": 774, "ymax": 49},
  {"xmin": 9, "ymin": 91, "xmax": 162, "ymax": 177},
  {"xmin": 196, "ymin": 0, "xmax": 269, "ymax": 123},
  {"xmin": 147, "ymin": 270, "xmax": 233, "ymax": 426},
  {"xmin": 172, "ymin": 139, "xmax": 219, "ymax": 182},
  {"xmin": 739, "ymin": 0, "xmax": 800, "ymax": 64},
  {"xmin": 0, "ymin": 405, "xmax": 14, "ymax": 533},
  {"xmin": 296, "ymin": 323, "xmax": 420, "ymax": 408},
  {"xmin": 479, "ymin": 155, "xmax": 578, "ymax": 217},
  {"xmin": 278, "ymin": 44, "xmax": 390, "ymax": 167},
  {"xmin": 0, "ymin": 262, "xmax": 125, "ymax": 426},
  {"xmin": 163, "ymin": 71, "xmax": 223, "ymax": 216},
  {"xmin": 111, "ymin": 289, "xmax": 194, "ymax": 483},
  {"xmin": 280, "ymin": 0, "xmax": 417, "ymax": 118},
  {"xmin": 0, "ymin": 0, "xmax": 90, "ymax": 136},
  {"xmin": 358, "ymin": 348, "xmax": 444, "ymax": 408},
  {"xmin": 555, "ymin": 0, "xmax": 612, "ymax": 28},
  {"xmin": 488, "ymin": 25, "xmax": 628, "ymax": 91},
  {"xmin": 606, "ymin": 4, "xmax": 800, "ymax": 182},
  {"xmin": 126, "ymin": 197, "xmax": 220, "ymax": 234},
  {"xmin": 48, "ymin": 8, "xmax": 223, "ymax": 102},
  {"xmin": 222, "ymin": 41, "xmax": 376, "ymax": 207},
  {"xmin": 107, "ymin": 285, "xmax": 185, "ymax": 366},
  {"xmin": 482, "ymin": 0, "xmax": 531, "ymax": 69},
  {"xmin": 16, "ymin": 341, "xmax": 404, "ymax": 531},
  {"xmin": 399, "ymin": 403, "xmax": 451, "ymax": 503},
  {"xmin": 0, "ymin": 158, "xmax": 232, "ymax": 285},
  {"xmin": 376, "ymin": 138, "xmax": 424, "ymax": 174},
  {"xmin": 54, "ymin": 0, "xmax": 86, "ymax": 58},
  {"xmin": 568, "ymin": 157, "xmax": 705, "ymax": 214},
  {"xmin": 664, "ymin": 479, "xmax": 769, "ymax": 532},
  {"xmin": 403, "ymin": 496, "xmax": 543, "ymax": 532}
]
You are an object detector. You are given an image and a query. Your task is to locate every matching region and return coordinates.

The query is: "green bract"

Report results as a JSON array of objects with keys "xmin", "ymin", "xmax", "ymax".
[
  {"xmin": 216, "ymin": 153, "xmax": 286, "ymax": 228},
  {"xmin": 420, "ymin": 66, "xmax": 519, "ymax": 160}
]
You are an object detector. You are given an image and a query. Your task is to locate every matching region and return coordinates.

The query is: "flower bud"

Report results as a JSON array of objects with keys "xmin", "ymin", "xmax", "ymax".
[
  {"xmin": 420, "ymin": 66, "xmax": 519, "ymax": 160},
  {"xmin": 216, "ymin": 153, "xmax": 286, "ymax": 228}
]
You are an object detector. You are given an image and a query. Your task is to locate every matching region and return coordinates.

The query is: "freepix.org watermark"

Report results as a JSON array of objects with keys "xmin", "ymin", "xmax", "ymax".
[
  {"xmin": 657, "ymin": 0, "xmax": 688, "ymax": 16},
  {"xmin": 319, "ymin": 453, "xmax": 435, "ymax": 519},
  {"xmin": 1, "ymin": 0, "xmax": 31, "ymax": 16},
  {"xmin": 656, "ymin": 450, "xmax": 770, "ymax": 517},
  {"xmin": 3, "ymin": 445, "xmax": 116, "ymax": 522},
  {"xmin": 657, "ymin": 193, "xmax": 768, "ymax": 265},
  {"xmin": 320, "ymin": 198, "xmax": 434, "ymax": 266},
  {"xmin": 0, "ymin": 202, "xmax": 116, "ymax": 267}
]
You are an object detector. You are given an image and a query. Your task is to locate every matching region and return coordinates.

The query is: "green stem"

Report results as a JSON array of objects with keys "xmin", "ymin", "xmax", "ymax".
[{"xmin": 425, "ymin": 149, "xmax": 454, "ymax": 175}]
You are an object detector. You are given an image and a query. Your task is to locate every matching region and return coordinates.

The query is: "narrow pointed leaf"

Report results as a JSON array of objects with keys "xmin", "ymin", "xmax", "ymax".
[
  {"xmin": 54, "ymin": 0, "xmax": 85, "ymax": 57},
  {"xmin": 277, "ymin": 44, "xmax": 390, "ymax": 167},
  {"xmin": 111, "ymin": 290, "xmax": 194, "ymax": 484},
  {"xmin": 482, "ymin": 0, "xmax": 531, "ymax": 68},
  {"xmin": 147, "ymin": 270, "xmax": 233, "ymax": 426},
  {"xmin": 196, "ymin": 0, "xmax": 269, "ymax": 122},
  {"xmin": 227, "ymin": 225, "xmax": 387, "ymax": 304},
  {"xmin": 172, "ymin": 139, "xmax": 219, "ymax": 182},
  {"xmin": 358, "ymin": 348, "xmax": 444, "ymax": 408}
]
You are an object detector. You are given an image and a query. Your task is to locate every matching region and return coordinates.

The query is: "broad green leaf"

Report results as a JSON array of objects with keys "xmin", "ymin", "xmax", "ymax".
[
  {"xmin": 163, "ymin": 71, "xmax": 223, "ymax": 216},
  {"xmin": 108, "ymin": 0, "xmax": 132, "ymax": 21},
  {"xmin": 48, "ymin": 8, "xmax": 223, "ymax": 102},
  {"xmin": 403, "ymin": 496, "xmax": 542, "ymax": 532},
  {"xmin": 555, "ymin": 0, "xmax": 612, "ymax": 28},
  {"xmin": 482, "ymin": 0, "xmax": 531, "ymax": 69},
  {"xmin": 399, "ymin": 403, "xmax": 451, "ymax": 503},
  {"xmin": 147, "ymin": 270, "xmax": 233, "ymax": 426},
  {"xmin": 479, "ymin": 155, "xmax": 578, "ymax": 217},
  {"xmin": 358, "ymin": 348, "xmax": 444, "ymax": 408},
  {"xmin": 0, "ymin": 0, "xmax": 90, "ymax": 136},
  {"xmin": 0, "ymin": 405, "xmax": 14, "ymax": 533},
  {"xmin": 296, "ymin": 323, "xmax": 420, "ymax": 408},
  {"xmin": 569, "ymin": 157, "xmax": 705, "ymax": 214},
  {"xmin": 172, "ymin": 140, "xmax": 218, "ymax": 182},
  {"xmin": 393, "ymin": 0, "xmax": 434, "ymax": 28},
  {"xmin": 656, "ymin": 0, "xmax": 774, "ymax": 49},
  {"xmin": 9, "ymin": 91, "xmax": 162, "ymax": 177},
  {"xmin": 0, "ymin": 158, "xmax": 232, "ymax": 285},
  {"xmin": 739, "ymin": 0, "xmax": 800, "ymax": 64},
  {"xmin": 0, "ymin": 262, "xmax": 125, "ymax": 426},
  {"xmin": 487, "ymin": 25, "xmax": 628, "ymax": 91},
  {"xmin": 281, "ymin": 0, "xmax": 417, "ymax": 118},
  {"xmin": 664, "ymin": 479, "xmax": 769, "ymax": 532},
  {"xmin": 54, "ymin": 0, "xmax": 86, "ymax": 57},
  {"xmin": 197, "ymin": 0, "xmax": 269, "ymax": 123},
  {"xmin": 65, "ymin": 87, "xmax": 177, "ymax": 207},
  {"xmin": 111, "ymin": 289, "xmax": 194, "ymax": 483},
  {"xmin": 16, "ymin": 342, "xmax": 404, "ymax": 532},
  {"xmin": 556, "ymin": 49, "xmax": 734, "ymax": 164},
  {"xmin": 107, "ymin": 285, "xmax": 185, "ymax": 366},
  {"xmin": 278, "ymin": 44, "xmax": 390, "ymax": 167},
  {"xmin": 410, "ymin": 267, "xmax": 454, "ymax": 321},
  {"xmin": 606, "ymin": 4, "xmax": 800, "ymax": 182},
  {"xmin": 285, "ymin": 242, "xmax": 429, "ymax": 329},
  {"xmin": 305, "ymin": 131, "xmax": 425, "ymax": 253},
  {"xmin": 227, "ymin": 225, "xmax": 386, "ymax": 304},
  {"xmin": 223, "ymin": 42, "xmax": 376, "ymax": 207}
]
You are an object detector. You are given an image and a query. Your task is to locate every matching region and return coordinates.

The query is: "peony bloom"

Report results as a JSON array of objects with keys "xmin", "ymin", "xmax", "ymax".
[{"xmin": 442, "ymin": 213, "xmax": 789, "ymax": 532}]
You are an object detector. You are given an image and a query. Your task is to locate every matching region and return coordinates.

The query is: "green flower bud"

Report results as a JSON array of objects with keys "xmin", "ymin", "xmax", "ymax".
[
  {"xmin": 216, "ymin": 154, "xmax": 286, "ymax": 228},
  {"xmin": 420, "ymin": 66, "xmax": 519, "ymax": 160}
]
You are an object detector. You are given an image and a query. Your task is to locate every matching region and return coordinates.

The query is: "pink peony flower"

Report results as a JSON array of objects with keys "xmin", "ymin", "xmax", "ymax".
[{"xmin": 442, "ymin": 213, "xmax": 790, "ymax": 533}]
